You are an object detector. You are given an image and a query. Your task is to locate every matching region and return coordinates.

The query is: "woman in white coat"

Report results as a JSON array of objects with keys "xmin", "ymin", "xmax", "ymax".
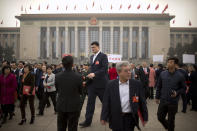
[{"xmin": 37, "ymin": 65, "xmax": 57, "ymax": 116}]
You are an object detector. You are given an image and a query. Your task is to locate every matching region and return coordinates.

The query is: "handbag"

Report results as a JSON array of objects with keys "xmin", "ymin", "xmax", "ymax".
[{"xmin": 23, "ymin": 85, "xmax": 35, "ymax": 95}]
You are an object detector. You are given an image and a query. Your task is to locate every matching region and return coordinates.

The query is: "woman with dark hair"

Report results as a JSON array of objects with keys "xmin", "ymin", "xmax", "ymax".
[
  {"xmin": 190, "ymin": 64, "xmax": 197, "ymax": 111},
  {"xmin": 18, "ymin": 64, "xmax": 35, "ymax": 125},
  {"xmin": 0, "ymin": 66, "xmax": 17, "ymax": 125},
  {"xmin": 37, "ymin": 65, "xmax": 56, "ymax": 116}
]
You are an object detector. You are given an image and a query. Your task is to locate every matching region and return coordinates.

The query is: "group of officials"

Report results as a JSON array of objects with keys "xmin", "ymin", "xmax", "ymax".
[{"xmin": 55, "ymin": 41, "xmax": 185, "ymax": 131}]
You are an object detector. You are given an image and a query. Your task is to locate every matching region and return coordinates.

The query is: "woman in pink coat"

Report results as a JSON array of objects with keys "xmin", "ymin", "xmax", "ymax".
[
  {"xmin": 149, "ymin": 64, "xmax": 156, "ymax": 99},
  {"xmin": 0, "ymin": 65, "xmax": 17, "ymax": 124}
]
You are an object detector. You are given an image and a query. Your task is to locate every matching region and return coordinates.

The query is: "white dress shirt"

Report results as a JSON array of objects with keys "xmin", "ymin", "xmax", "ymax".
[
  {"xmin": 93, "ymin": 50, "xmax": 101, "ymax": 63},
  {"xmin": 119, "ymin": 80, "xmax": 131, "ymax": 113}
]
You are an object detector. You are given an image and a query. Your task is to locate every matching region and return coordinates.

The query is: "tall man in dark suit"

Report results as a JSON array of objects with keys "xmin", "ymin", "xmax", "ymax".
[
  {"xmin": 55, "ymin": 55, "xmax": 83, "ymax": 131},
  {"xmin": 101, "ymin": 61, "xmax": 148, "ymax": 131},
  {"xmin": 79, "ymin": 41, "xmax": 109, "ymax": 127}
]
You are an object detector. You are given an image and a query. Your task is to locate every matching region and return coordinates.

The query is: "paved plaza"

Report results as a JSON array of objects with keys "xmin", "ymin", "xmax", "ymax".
[{"xmin": 1, "ymin": 98, "xmax": 197, "ymax": 131}]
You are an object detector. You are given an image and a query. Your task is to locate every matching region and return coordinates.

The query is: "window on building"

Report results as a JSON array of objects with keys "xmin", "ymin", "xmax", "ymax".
[
  {"xmin": 132, "ymin": 27, "xmax": 139, "ymax": 58},
  {"xmin": 102, "ymin": 27, "xmax": 110, "ymax": 54},
  {"xmin": 78, "ymin": 27, "xmax": 86, "ymax": 57},
  {"xmin": 123, "ymin": 27, "xmax": 129, "ymax": 59},
  {"xmin": 40, "ymin": 27, "xmax": 47, "ymax": 59},
  {"xmin": 141, "ymin": 27, "xmax": 149, "ymax": 59},
  {"xmin": 113, "ymin": 27, "xmax": 120, "ymax": 54},
  {"xmin": 52, "ymin": 42, "xmax": 56, "ymax": 58},
  {"xmin": 170, "ymin": 34, "xmax": 175, "ymax": 48},
  {"xmin": 68, "ymin": 27, "xmax": 75, "ymax": 54}
]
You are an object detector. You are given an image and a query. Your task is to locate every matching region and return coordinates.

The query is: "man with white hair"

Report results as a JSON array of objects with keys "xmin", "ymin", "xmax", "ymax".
[{"xmin": 101, "ymin": 61, "xmax": 148, "ymax": 131}]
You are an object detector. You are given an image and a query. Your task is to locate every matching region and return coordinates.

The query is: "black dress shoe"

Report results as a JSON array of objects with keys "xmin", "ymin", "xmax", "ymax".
[
  {"xmin": 79, "ymin": 121, "xmax": 91, "ymax": 128},
  {"xmin": 30, "ymin": 116, "xmax": 35, "ymax": 124},
  {"xmin": 18, "ymin": 119, "xmax": 26, "ymax": 125},
  {"xmin": 36, "ymin": 113, "xmax": 43, "ymax": 116}
]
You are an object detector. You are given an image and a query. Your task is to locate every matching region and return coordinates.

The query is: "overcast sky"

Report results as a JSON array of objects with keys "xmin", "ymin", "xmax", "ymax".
[{"xmin": 0, "ymin": 0, "xmax": 196, "ymax": 27}]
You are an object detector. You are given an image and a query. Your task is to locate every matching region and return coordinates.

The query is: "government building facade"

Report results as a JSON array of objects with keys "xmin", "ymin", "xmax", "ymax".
[{"xmin": 0, "ymin": 13, "xmax": 197, "ymax": 64}]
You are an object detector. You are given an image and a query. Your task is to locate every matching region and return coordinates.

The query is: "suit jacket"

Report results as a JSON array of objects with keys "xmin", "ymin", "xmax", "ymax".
[
  {"xmin": 101, "ymin": 79, "xmax": 148, "ymax": 130},
  {"xmin": 55, "ymin": 70, "xmax": 82, "ymax": 112},
  {"xmin": 34, "ymin": 69, "xmax": 42, "ymax": 87},
  {"xmin": 138, "ymin": 67, "xmax": 150, "ymax": 87},
  {"xmin": 12, "ymin": 69, "xmax": 20, "ymax": 84},
  {"xmin": 43, "ymin": 73, "xmax": 56, "ymax": 92},
  {"xmin": 89, "ymin": 52, "xmax": 109, "ymax": 89}
]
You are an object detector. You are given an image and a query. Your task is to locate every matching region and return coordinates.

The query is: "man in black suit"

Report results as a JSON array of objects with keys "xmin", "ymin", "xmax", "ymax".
[
  {"xmin": 101, "ymin": 61, "xmax": 148, "ymax": 131},
  {"xmin": 55, "ymin": 55, "xmax": 83, "ymax": 131},
  {"xmin": 79, "ymin": 41, "xmax": 109, "ymax": 127},
  {"xmin": 138, "ymin": 62, "xmax": 150, "ymax": 99}
]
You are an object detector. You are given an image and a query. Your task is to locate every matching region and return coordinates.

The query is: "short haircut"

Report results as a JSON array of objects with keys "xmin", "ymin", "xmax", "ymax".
[
  {"xmin": 158, "ymin": 64, "xmax": 163, "ymax": 68},
  {"xmin": 62, "ymin": 55, "xmax": 73, "ymax": 71},
  {"xmin": 167, "ymin": 57, "xmax": 179, "ymax": 65},
  {"xmin": 43, "ymin": 61, "xmax": 47, "ymax": 65},
  {"xmin": 11, "ymin": 61, "xmax": 16, "ymax": 64},
  {"xmin": 46, "ymin": 65, "xmax": 53, "ymax": 70},
  {"xmin": 2, "ymin": 60, "xmax": 10, "ymax": 65},
  {"xmin": 19, "ymin": 61, "xmax": 25, "ymax": 65},
  {"xmin": 1, "ymin": 65, "xmax": 11, "ymax": 75},
  {"xmin": 116, "ymin": 61, "xmax": 130, "ymax": 72},
  {"xmin": 150, "ymin": 64, "xmax": 154, "ymax": 67},
  {"xmin": 91, "ymin": 41, "xmax": 99, "ymax": 47},
  {"xmin": 112, "ymin": 63, "xmax": 116, "ymax": 68},
  {"xmin": 24, "ymin": 64, "xmax": 33, "ymax": 71}
]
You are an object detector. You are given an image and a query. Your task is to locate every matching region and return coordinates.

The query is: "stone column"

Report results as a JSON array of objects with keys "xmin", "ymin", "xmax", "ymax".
[
  {"xmin": 129, "ymin": 27, "xmax": 133, "ymax": 58},
  {"xmin": 85, "ymin": 26, "xmax": 89, "ymax": 57},
  {"xmin": 120, "ymin": 26, "xmax": 123, "ymax": 55},
  {"xmin": 99, "ymin": 27, "xmax": 102, "ymax": 51},
  {"xmin": 110, "ymin": 26, "xmax": 113, "ymax": 54},
  {"xmin": 139, "ymin": 27, "xmax": 142, "ymax": 58},
  {"xmin": 74, "ymin": 26, "xmax": 78, "ymax": 57},
  {"xmin": 56, "ymin": 27, "xmax": 59, "ymax": 58},
  {"xmin": 46, "ymin": 27, "xmax": 50, "ymax": 58}
]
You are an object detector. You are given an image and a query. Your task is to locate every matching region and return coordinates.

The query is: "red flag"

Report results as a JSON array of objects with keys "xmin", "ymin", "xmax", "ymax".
[
  {"xmin": 21, "ymin": 5, "xmax": 23, "ymax": 11},
  {"xmin": 57, "ymin": 5, "xmax": 59, "ymax": 10},
  {"xmin": 92, "ymin": 1, "xmax": 95, "ymax": 8},
  {"xmin": 189, "ymin": 20, "xmax": 192, "ymax": 26},
  {"xmin": 137, "ymin": 4, "xmax": 141, "ymax": 9},
  {"xmin": 86, "ymin": 5, "xmax": 88, "ymax": 10},
  {"xmin": 38, "ymin": 4, "xmax": 40, "ymax": 10},
  {"xmin": 74, "ymin": 5, "xmax": 76, "ymax": 10},
  {"xmin": 1, "ymin": 20, "xmax": 3, "ymax": 24},
  {"xmin": 119, "ymin": 4, "xmax": 122, "ymax": 10},
  {"xmin": 162, "ymin": 4, "xmax": 168, "ymax": 13},
  {"xmin": 46, "ymin": 4, "xmax": 49, "ymax": 10},
  {"xmin": 147, "ymin": 4, "xmax": 150, "ymax": 10},
  {"xmin": 30, "ymin": 5, "xmax": 32, "ymax": 10},
  {"xmin": 173, "ymin": 20, "xmax": 175, "ymax": 24},
  {"xmin": 111, "ymin": 4, "xmax": 113, "ymax": 10},
  {"xmin": 155, "ymin": 4, "xmax": 159, "ymax": 10},
  {"xmin": 66, "ymin": 5, "xmax": 68, "ymax": 10},
  {"xmin": 128, "ymin": 4, "xmax": 131, "ymax": 10}
]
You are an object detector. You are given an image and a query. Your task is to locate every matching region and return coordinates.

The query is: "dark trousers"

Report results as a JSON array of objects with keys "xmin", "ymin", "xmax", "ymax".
[
  {"xmin": 36, "ymin": 87, "xmax": 44, "ymax": 109},
  {"xmin": 181, "ymin": 92, "xmax": 187, "ymax": 112},
  {"xmin": 40, "ymin": 91, "xmax": 57, "ymax": 114},
  {"xmin": 149, "ymin": 87, "xmax": 154, "ymax": 99},
  {"xmin": 20, "ymin": 95, "xmax": 35, "ymax": 119},
  {"xmin": 157, "ymin": 101, "xmax": 178, "ymax": 131},
  {"xmin": 112, "ymin": 113, "xmax": 135, "ymax": 131},
  {"xmin": 1, "ymin": 104, "xmax": 15, "ymax": 118},
  {"xmin": 57, "ymin": 112, "xmax": 80, "ymax": 131},
  {"xmin": 85, "ymin": 88, "xmax": 105, "ymax": 124}
]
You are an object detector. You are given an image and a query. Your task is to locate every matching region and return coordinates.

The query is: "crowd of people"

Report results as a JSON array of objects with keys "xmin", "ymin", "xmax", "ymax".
[{"xmin": 0, "ymin": 41, "xmax": 197, "ymax": 131}]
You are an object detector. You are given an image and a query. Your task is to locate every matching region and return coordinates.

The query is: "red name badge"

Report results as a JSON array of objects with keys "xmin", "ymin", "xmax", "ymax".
[
  {"xmin": 132, "ymin": 95, "xmax": 139, "ymax": 103},
  {"xmin": 95, "ymin": 61, "xmax": 99, "ymax": 65}
]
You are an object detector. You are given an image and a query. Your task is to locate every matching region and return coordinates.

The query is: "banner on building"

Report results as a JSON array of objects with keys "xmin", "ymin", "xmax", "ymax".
[
  {"xmin": 107, "ymin": 54, "xmax": 122, "ymax": 63},
  {"xmin": 183, "ymin": 54, "xmax": 195, "ymax": 64},
  {"xmin": 153, "ymin": 55, "xmax": 164, "ymax": 63}
]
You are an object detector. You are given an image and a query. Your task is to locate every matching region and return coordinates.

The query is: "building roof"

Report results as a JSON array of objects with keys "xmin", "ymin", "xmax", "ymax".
[
  {"xmin": 170, "ymin": 27, "xmax": 197, "ymax": 33},
  {"xmin": 15, "ymin": 13, "xmax": 175, "ymax": 21},
  {"xmin": 0, "ymin": 27, "xmax": 20, "ymax": 33}
]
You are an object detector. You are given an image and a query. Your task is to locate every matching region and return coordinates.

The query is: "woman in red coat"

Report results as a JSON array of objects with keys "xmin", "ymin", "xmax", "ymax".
[
  {"xmin": 108, "ymin": 63, "xmax": 118, "ymax": 80},
  {"xmin": 0, "ymin": 65, "xmax": 17, "ymax": 124}
]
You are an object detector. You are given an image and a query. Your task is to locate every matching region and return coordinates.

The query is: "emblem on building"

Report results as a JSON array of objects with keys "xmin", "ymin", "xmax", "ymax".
[{"xmin": 90, "ymin": 17, "xmax": 97, "ymax": 25}]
